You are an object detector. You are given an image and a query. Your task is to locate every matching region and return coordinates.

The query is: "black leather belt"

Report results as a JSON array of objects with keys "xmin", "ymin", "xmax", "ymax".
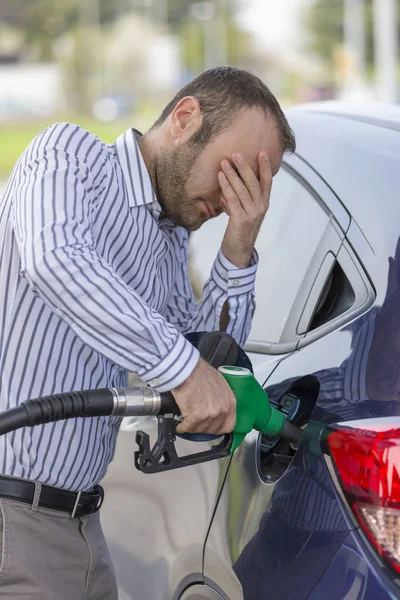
[{"xmin": 0, "ymin": 475, "xmax": 104, "ymax": 518}]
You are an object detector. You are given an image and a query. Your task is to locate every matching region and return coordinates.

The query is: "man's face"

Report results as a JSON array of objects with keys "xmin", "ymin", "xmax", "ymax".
[{"xmin": 155, "ymin": 108, "xmax": 284, "ymax": 231}]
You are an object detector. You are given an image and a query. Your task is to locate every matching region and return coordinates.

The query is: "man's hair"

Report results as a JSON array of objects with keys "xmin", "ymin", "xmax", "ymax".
[{"xmin": 152, "ymin": 66, "xmax": 296, "ymax": 153}]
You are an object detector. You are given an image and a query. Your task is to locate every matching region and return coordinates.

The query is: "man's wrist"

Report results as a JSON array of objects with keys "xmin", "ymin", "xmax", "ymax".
[
  {"xmin": 220, "ymin": 244, "xmax": 253, "ymax": 269},
  {"xmin": 143, "ymin": 335, "xmax": 200, "ymax": 392},
  {"xmin": 172, "ymin": 355, "xmax": 202, "ymax": 392}
]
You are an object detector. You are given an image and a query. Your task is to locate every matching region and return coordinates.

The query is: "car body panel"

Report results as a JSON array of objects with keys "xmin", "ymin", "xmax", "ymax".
[
  {"xmin": 203, "ymin": 104, "xmax": 400, "ymax": 599},
  {"xmin": 101, "ymin": 425, "xmax": 232, "ymax": 599},
  {"xmin": 307, "ymin": 531, "xmax": 400, "ymax": 600},
  {"xmin": 282, "ymin": 151, "xmax": 351, "ymax": 234},
  {"xmin": 179, "ymin": 584, "xmax": 225, "ymax": 599},
  {"xmin": 204, "ymin": 323, "xmax": 354, "ymax": 599},
  {"xmin": 284, "ymin": 107, "xmax": 400, "ymax": 260},
  {"xmin": 101, "ymin": 102, "xmax": 400, "ymax": 599}
]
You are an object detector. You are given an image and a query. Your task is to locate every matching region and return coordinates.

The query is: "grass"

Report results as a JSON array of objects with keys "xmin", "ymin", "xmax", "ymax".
[{"xmin": 0, "ymin": 109, "xmax": 159, "ymax": 180}]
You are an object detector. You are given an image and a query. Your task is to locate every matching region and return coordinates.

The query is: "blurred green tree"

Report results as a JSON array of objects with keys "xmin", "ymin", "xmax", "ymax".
[
  {"xmin": 6, "ymin": 0, "xmax": 126, "ymax": 61},
  {"xmin": 5, "ymin": 0, "xmax": 247, "ymax": 61},
  {"xmin": 1, "ymin": 0, "xmax": 253, "ymax": 112},
  {"xmin": 166, "ymin": 0, "xmax": 241, "ymax": 26},
  {"xmin": 178, "ymin": 2, "xmax": 253, "ymax": 74},
  {"xmin": 305, "ymin": 0, "xmax": 400, "ymax": 72}
]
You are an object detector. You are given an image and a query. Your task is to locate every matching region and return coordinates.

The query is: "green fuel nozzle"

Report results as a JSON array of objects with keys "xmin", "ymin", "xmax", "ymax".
[{"xmin": 218, "ymin": 366, "xmax": 303, "ymax": 453}]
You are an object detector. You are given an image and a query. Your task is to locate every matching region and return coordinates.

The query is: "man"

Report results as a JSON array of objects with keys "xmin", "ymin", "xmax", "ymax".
[{"xmin": 0, "ymin": 67, "xmax": 295, "ymax": 598}]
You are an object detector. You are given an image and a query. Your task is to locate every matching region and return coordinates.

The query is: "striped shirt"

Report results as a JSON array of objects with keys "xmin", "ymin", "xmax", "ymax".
[{"xmin": 0, "ymin": 122, "xmax": 257, "ymax": 491}]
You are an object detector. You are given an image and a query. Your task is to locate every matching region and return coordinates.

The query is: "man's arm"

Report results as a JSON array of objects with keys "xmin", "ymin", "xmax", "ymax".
[
  {"xmin": 164, "ymin": 228, "xmax": 257, "ymax": 347},
  {"xmin": 165, "ymin": 150, "xmax": 272, "ymax": 345},
  {"xmin": 12, "ymin": 146, "xmax": 199, "ymax": 393},
  {"xmin": 12, "ymin": 139, "xmax": 237, "ymax": 435}
]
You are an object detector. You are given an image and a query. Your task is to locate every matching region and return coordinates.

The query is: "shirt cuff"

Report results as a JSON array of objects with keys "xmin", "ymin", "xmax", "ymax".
[
  {"xmin": 140, "ymin": 333, "xmax": 200, "ymax": 392},
  {"xmin": 212, "ymin": 248, "xmax": 258, "ymax": 297}
]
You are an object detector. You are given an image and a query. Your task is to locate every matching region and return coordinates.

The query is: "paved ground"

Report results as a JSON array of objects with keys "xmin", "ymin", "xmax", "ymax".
[{"xmin": 100, "ymin": 423, "xmax": 225, "ymax": 600}]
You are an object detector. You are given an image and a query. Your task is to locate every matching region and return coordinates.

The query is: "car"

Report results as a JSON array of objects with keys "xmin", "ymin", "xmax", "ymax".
[{"xmin": 101, "ymin": 101, "xmax": 400, "ymax": 600}]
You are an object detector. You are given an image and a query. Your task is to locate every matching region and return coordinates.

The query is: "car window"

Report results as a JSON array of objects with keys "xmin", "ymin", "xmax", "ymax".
[
  {"xmin": 189, "ymin": 166, "xmax": 335, "ymax": 345},
  {"xmin": 247, "ymin": 168, "xmax": 333, "ymax": 343}
]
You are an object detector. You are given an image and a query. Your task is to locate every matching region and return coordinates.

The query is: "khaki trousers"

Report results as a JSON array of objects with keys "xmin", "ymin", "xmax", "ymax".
[{"xmin": 0, "ymin": 495, "xmax": 118, "ymax": 599}]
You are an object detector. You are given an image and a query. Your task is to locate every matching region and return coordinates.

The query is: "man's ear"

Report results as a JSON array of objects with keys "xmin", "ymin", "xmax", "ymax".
[{"xmin": 169, "ymin": 96, "xmax": 202, "ymax": 145}]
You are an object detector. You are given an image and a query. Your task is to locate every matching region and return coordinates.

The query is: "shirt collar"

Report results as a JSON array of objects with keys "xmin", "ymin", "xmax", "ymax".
[{"xmin": 114, "ymin": 127, "xmax": 158, "ymax": 209}]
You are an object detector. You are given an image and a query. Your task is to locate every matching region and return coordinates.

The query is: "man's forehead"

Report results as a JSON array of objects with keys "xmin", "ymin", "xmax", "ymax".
[
  {"xmin": 216, "ymin": 115, "xmax": 283, "ymax": 176},
  {"xmin": 228, "ymin": 144, "xmax": 282, "ymax": 178}
]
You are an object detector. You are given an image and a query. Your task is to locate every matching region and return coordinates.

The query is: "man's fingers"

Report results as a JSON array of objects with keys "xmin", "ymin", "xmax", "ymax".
[
  {"xmin": 217, "ymin": 411, "xmax": 236, "ymax": 435},
  {"xmin": 232, "ymin": 153, "xmax": 261, "ymax": 202},
  {"xmin": 220, "ymin": 153, "xmax": 271, "ymax": 216},
  {"xmin": 218, "ymin": 171, "xmax": 244, "ymax": 216},
  {"xmin": 172, "ymin": 357, "xmax": 237, "ymax": 436},
  {"xmin": 259, "ymin": 151, "xmax": 272, "ymax": 208},
  {"xmin": 176, "ymin": 409, "xmax": 234, "ymax": 435},
  {"xmin": 220, "ymin": 194, "xmax": 230, "ymax": 216},
  {"xmin": 177, "ymin": 416, "xmax": 224, "ymax": 435},
  {"xmin": 220, "ymin": 160, "xmax": 255, "ymax": 214},
  {"xmin": 176, "ymin": 409, "xmax": 225, "ymax": 434},
  {"xmin": 176, "ymin": 411, "xmax": 236, "ymax": 435}
]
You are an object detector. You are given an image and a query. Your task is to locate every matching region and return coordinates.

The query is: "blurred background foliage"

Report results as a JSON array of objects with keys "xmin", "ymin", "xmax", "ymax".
[
  {"xmin": 306, "ymin": 0, "xmax": 400, "ymax": 73},
  {"xmin": 0, "ymin": 0, "xmax": 398, "ymax": 180}
]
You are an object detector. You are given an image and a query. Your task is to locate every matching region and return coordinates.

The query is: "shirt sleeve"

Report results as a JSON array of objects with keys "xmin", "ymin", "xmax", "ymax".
[
  {"xmin": 164, "ymin": 228, "xmax": 258, "ymax": 347},
  {"xmin": 11, "ymin": 146, "xmax": 199, "ymax": 392}
]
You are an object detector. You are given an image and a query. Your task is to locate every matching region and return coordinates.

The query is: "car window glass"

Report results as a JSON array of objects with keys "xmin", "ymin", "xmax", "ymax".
[{"xmin": 189, "ymin": 167, "xmax": 331, "ymax": 344}]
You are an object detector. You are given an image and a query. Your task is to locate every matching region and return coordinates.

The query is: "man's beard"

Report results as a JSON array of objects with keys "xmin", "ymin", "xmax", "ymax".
[{"xmin": 153, "ymin": 143, "xmax": 204, "ymax": 231}]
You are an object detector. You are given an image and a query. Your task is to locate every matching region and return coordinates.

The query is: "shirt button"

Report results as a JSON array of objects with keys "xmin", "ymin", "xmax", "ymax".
[
  {"xmin": 149, "ymin": 378, "xmax": 160, "ymax": 386},
  {"xmin": 221, "ymin": 270, "xmax": 228, "ymax": 281},
  {"xmin": 232, "ymin": 279, "xmax": 240, "ymax": 287}
]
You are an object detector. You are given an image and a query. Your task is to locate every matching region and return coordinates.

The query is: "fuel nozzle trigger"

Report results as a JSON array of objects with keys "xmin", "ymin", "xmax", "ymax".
[
  {"xmin": 134, "ymin": 409, "xmax": 232, "ymax": 474},
  {"xmin": 134, "ymin": 331, "xmax": 303, "ymax": 474},
  {"xmin": 134, "ymin": 332, "xmax": 241, "ymax": 473}
]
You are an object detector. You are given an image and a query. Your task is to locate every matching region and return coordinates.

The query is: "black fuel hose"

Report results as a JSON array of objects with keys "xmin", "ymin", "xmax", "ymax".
[
  {"xmin": 0, "ymin": 387, "xmax": 176, "ymax": 437},
  {"xmin": 282, "ymin": 420, "xmax": 304, "ymax": 447},
  {"xmin": 0, "ymin": 389, "xmax": 115, "ymax": 436},
  {"xmin": 0, "ymin": 387, "xmax": 303, "ymax": 448}
]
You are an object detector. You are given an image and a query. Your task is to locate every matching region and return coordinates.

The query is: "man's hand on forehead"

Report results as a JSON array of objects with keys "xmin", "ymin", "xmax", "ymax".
[
  {"xmin": 226, "ymin": 155, "xmax": 261, "ymax": 182},
  {"xmin": 218, "ymin": 150, "xmax": 272, "ymax": 269}
]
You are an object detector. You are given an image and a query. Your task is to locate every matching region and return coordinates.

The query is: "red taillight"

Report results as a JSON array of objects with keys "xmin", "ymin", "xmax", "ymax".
[{"xmin": 328, "ymin": 426, "xmax": 400, "ymax": 573}]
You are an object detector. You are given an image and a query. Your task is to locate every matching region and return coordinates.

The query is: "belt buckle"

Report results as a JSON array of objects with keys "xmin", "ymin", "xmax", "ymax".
[
  {"xmin": 71, "ymin": 490, "xmax": 82, "ymax": 518},
  {"xmin": 71, "ymin": 486, "xmax": 104, "ymax": 518}
]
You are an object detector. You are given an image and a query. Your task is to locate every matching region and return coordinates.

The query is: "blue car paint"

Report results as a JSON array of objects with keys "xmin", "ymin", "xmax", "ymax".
[
  {"xmin": 209, "ymin": 235, "xmax": 400, "ymax": 598},
  {"xmin": 308, "ymin": 531, "xmax": 400, "ymax": 600}
]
